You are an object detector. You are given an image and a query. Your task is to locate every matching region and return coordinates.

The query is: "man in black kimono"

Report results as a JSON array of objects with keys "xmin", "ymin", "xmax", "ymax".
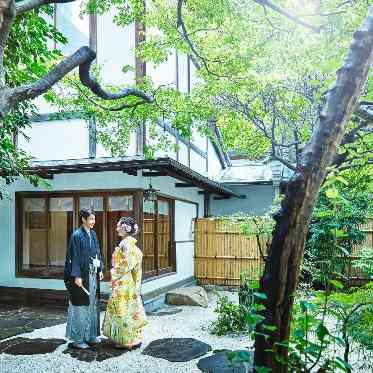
[{"xmin": 64, "ymin": 208, "xmax": 104, "ymax": 349}]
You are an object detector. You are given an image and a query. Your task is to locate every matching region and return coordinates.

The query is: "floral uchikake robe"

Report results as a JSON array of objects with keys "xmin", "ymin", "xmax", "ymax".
[{"xmin": 103, "ymin": 236, "xmax": 147, "ymax": 347}]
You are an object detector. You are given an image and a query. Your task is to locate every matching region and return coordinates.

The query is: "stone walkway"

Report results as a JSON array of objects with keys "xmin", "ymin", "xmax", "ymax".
[{"xmin": 0, "ymin": 292, "xmax": 251, "ymax": 373}]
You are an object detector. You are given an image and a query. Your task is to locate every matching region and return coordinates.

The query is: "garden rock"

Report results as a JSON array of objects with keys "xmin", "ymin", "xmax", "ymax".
[
  {"xmin": 147, "ymin": 306, "xmax": 183, "ymax": 316},
  {"xmin": 166, "ymin": 286, "xmax": 209, "ymax": 307}
]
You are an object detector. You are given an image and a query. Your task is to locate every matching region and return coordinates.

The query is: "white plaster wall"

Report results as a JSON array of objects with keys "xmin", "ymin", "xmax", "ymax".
[
  {"xmin": 177, "ymin": 54, "xmax": 189, "ymax": 93},
  {"xmin": 190, "ymin": 61, "xmax": 201, "ymax": 88},
  {"xmin": 18, "ymin": 119, "xmax": 90, "ymax": 161},
  {"xmin": 147, "ymin": 52, "xmax": 177, "ymax": 88},
  {"xmin": 192, "ymin": 129, "xmax": 207, "ymax": 152},
  {"xmin": 97, "ymin": 12, "xmax": 136, "ymax": 85},
  {"xmin": 55, "ymin": 1, "xmax": 90, "ymax": 56},
  {"xmin": 0, "ymin": 171, "xmax": 203, "ymax": 295},
  {"xmin": 32, "ymin": 96, "xmax": 56, "ymax": 114},
  {"xmin": 190, "ymin": 150, "xmax": 207, "ymax": 175},
  {"xmin": 208, "ymin": 139, "xmax": 223, "ymax": 180},
  {"xmin": 178, "ymin": 142, "xmax": 189, "ymax": 167},
  {"xmin": 174, "ymin": 200, "xmax": 196, "ymax": 241}
]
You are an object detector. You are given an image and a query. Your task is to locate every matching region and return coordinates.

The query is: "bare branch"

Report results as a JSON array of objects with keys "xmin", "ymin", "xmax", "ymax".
[
  {"xmin": 176, "ymin": 0, "xmax": 243, "ymax": 79},
  {"xmin": 176, "ymin": 0, "xmax": 201, "ymax": 70},
  {"xmin": 15, "ymin": 0, "xmax": 75, "ymax": 15},
  {"xmin": 8, "ymin": 47, "xmax": 93, "ymax": 107},
  {"xmin": 70, "ymin": 78, "xmax": 150, "ymax": 112},
  {"xmin": 252, "ymin": 0, "xmax": 320, "ymax": 33},
  {"xmin": 5, "ymin": 46, "xmax": 153, "ymax": 117},
  {"xmin": 272, "ymin": 153, "xmax": 297, "ymax": 171},
  {"xmin": 79, "ymin": 53, "xmax": 153, "ymax": 103}
]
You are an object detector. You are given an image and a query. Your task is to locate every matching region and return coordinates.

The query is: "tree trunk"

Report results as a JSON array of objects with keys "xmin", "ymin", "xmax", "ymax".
[{"xmin": 254, "ymin": 8, "xmax": 373, "ymax": 372}]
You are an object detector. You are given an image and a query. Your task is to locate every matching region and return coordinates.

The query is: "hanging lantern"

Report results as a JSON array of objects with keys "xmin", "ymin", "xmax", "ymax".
[{"xmin": 144, "ymin": 183, "xmax": 158, "ymax": 202}]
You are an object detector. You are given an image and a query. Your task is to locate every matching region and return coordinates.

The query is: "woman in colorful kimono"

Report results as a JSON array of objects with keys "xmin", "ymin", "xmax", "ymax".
[{"xmin": 103, "ymin": 216, "xmax": 147, "ymax": 349}]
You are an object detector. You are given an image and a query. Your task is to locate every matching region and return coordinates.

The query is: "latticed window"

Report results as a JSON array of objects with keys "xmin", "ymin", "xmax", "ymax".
[{"xmin": 17, "ymin": 191, "xmax": 175, "ymax": 280}]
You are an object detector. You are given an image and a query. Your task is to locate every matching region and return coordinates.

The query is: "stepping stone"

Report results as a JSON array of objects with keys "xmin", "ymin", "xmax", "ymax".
[
  {"xmin": 197, "ymin": 349, "xmax": 253, "ymax": 373},
  {"xmin": 0, "ymin": 337, "xmax": 65, "ymax": 355},
  {"xmin": 63, "ymin": 339, "xmax": 129, "ymax": 362},
  {"xmin": 147, "ymin": 306, "xmax": 183, "ymax": 316},
  {"xmin": 0, "ymin": 306, "xmax": 67, "ymax": 341},
  {"xmin": 142, "ymin": 338, "xmax": 211, "ymax": 362},
  {"xmin": 166, "ymin": 286, "xmax": 209, "ymax": 308}
]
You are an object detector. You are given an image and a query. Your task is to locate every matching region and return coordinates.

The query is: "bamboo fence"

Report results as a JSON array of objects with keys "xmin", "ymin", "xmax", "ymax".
[{"xmin": 194, "ymin": 218, "xmax": 373, "ymax": 287}]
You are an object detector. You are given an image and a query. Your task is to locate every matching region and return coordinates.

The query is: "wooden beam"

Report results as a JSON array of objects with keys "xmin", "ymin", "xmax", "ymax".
[
  {"xmin": 175, "ymin": 183, "xmax": 196, "ymax": 188},
  {"xmin": 39, "ymin": 174, "xmax": 54, "ymax": 180},
  {"xmin": 142, "ymin": 171, "xmax": 167, "ymax": 177},
  {"xmin": 213, "ymin": 194, "xmax": 246, "ymax": 200},
  {"xmin": 122, "ymin": 169, "xmax": 138, "ymax": 176},
  {"xmin": 203, "ymin": 192, "xmax": 210, "ymax": 218}
]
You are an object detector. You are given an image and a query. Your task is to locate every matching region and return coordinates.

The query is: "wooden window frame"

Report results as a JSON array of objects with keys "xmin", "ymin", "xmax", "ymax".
[
  {"xmin": 15, "ymin": 189, "xmax": 177, "ymax": 282},
  {"xmin": 142, "ymin": 196, "xmax": 176, "ymax": 280},
  {"xmin": 16, "ymin": 190, "xmax": 139, "ymax": 280}
]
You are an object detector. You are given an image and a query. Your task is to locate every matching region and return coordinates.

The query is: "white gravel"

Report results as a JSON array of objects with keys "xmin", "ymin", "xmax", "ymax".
[{"xmin": 0, "ymin": 292, "xmax": 251, "ymax": 373}]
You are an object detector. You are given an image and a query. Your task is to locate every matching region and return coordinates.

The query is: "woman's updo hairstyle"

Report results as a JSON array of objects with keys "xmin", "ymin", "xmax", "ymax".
[{"xmin": 118, "ymin": 216, "xmax": 139, "ymax": 236}]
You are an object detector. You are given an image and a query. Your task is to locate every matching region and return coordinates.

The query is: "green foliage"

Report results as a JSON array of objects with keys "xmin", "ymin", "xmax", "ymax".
[
  {"xmin": 209, "ymin": 295, "xmax": 249, "ymax": 336},
  {"xmin": 303, "ymin": 171, "xmax": 372, "ymax": 286},
  {"xmin": 3, "ymin": 0, "xmax": 372, "ymax": 193},
  {"xmin": 1, "ymin": 7, "xmax": 66, "ymax": 190},
  {"xmin": 326, "ymin": 283, "xmax": 373, "ymax": 352},
  {"xmin": 5, "ymin": 6, "xmax": 66, "ymax": 87},
  {"xmin": 45, "ymin": 0, "xmax": 372, "ymax": 163},
  {"xmin": 353, "ymin": 247, "xmax": 373, "ymax": 278},
  {"xmin": 209, "ymin": 276, "xmax": 266, "ymax": 336},
  {"xmin": 288, "ymin": 284, "xmax": 373, "ymax": 372}
]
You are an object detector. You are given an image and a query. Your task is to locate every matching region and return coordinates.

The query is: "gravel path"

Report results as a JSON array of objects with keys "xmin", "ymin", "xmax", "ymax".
[{"xmin": 0, "ymin": 292, "xmax": 251, "ymax": 373}]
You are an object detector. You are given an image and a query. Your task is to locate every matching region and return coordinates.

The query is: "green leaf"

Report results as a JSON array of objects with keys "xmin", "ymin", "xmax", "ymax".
[
  {"xmin": 263, "ymin": 324, "xmax": 277, "ymax": 332},
  {"xmin": 335, "ymin": 176, "xmax": 349, "ymax": 186},
  {"xmin": 254, "ymin": 332, "xmax": 270, "ymax": 340},
  {"xmin": 254, "ymin": 366, "xmax": 271, "ymax": 373},
  {"xmin": 314, "ymin": 210, "xmax": 334, "ymax": 218},
  {"xmin": 316, "ymin": 323, "xmax": 329, "ymax": 342},
  {"xmin": 299, "ymin": 300, "xmax": 316, "ymax": 312},
  {"xmin": 325, "ymin": 188, "xmax": 340, "ymax": 199},
  {"xmin": 253, "ymin": 292, "xmax": 268, "ymax": 300},
  {"xmin": 293, "ymin": 329, "xmax": 305, "ymax": 339},
  {"xmin": 329, "ymin": 279, "xmax": 344, "ymax": 290},
  {"xmin": 274, "ymin": 342, "xmax": 289, "ymax": 348},
  {"xmin": 121, "ymin": 64, "xmax": 135, "ymax": 73},
  {"xmin": 227, "ymin": 350, "xmax": 252, "ymax": 363},
  {"xmin": 334, "ymin": 357, "xmax": 353, "ymax": 371}
]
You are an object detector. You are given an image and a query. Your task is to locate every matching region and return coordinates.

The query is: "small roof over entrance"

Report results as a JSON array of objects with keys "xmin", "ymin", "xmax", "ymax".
[{"xmin": 24, "ymin": 156, "xmax": 239, "ymax": 198}]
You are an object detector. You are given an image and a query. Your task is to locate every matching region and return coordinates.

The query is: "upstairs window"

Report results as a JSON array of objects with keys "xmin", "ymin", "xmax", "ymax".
[{"xmin": 54, "ymin": 1, "xmax": 93, "ymax": 55}]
